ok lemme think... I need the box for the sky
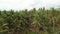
[0,0,60,10]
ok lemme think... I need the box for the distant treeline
[0,8,60,34]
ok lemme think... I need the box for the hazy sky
[0,0,60,10]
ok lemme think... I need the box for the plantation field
[0,8,60,34]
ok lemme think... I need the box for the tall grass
[0,8,60,34]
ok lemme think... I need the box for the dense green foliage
[0,8,60,34]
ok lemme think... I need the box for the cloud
[0,0,60,10]
[30,0,60,8]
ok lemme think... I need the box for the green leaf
[30,31,36,34]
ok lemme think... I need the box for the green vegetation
[0,8,60,34]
